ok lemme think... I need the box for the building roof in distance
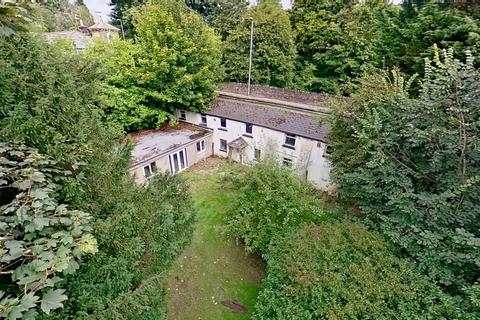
[43,31,93,50]
[205,99,329,142]
[221,83,334,108]
[130,123,212,167]
[88,20,120,31]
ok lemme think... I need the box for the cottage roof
[130,123,212,167]
[88,21,120,31]
[205,99,329,142]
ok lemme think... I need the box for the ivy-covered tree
[0,144,97,319]
[330,48,480,301]
[223,0,297,88]
[88,0,222,132]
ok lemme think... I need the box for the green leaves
[330,50,480,315]
[0,144,97,318]
[86,0,222,132]
[40,289,67,315]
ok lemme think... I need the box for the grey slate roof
[205,99,328,141]
[228,137,249,149]
[88,21,120,31]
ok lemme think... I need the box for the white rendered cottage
[175,90,333,189]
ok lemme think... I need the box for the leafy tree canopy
[223,0,297,88]
[87,0,222,132]
[330,48,480,303]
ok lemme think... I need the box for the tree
[87,0,222,132]
[0,0,34,34]
[330,48,480,299]
[223,0,297,88]
[291,0,396,94]
[110,0,143,38]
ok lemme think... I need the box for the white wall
[177,109,332,189]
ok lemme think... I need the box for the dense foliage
[254,222,459,320]
[223,0,297,88]
[330,49,480,311]
[0,144,97,319]
[44,173,196,319]
[0,33,196,319]
[225,162,461,319]
[224,160,330,254]
[88,0,222,132]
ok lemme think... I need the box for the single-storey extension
[130,123,213,184]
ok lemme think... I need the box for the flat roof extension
[130,123,212,167]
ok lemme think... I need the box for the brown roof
[221,83,333,107]
[205,99,328,142]
[88,21,120,31]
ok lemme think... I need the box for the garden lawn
[166,159,264,320]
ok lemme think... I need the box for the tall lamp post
[247,17,254,96]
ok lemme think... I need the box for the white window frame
[196,139,206,153]
[284,134,296,147]
[169,148,188,174]
[220,117,227,128]
[254,148,261,161]
[219,139,227,152]
[179,110,186,121]
[143,162,157,178]
[200,114,207,126]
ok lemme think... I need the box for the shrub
[224,160,331,255]
[253,222,460,320]
[43,173,196,319]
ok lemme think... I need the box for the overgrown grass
[166,159,264,320]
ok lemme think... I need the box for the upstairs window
[200,114,207,125]
[246,123,253,134]
[196,140,206,153]
[284,134,296,148]
[143,162,157,178]
[220,117,227,128]
[220,139,227,152]
[179,110,186,121]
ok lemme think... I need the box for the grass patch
[166,159,264,320]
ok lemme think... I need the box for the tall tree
[291,0,395,94]
[223,0,296,88]
[88,0,222,132]
[330,48,480,299]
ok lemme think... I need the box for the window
[324,145,333,157]
[283,157,293,167]
[196,140,206,153]
[179,110,186,121]
[200,114,207,126]
[254,148,261,161]
[284,134,296,147]
[245,123,253,134]
[169,149,188,174]
[220,117,227,128]
[220,139,227,152]
[143,162,157,178]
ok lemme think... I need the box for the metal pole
[247,17,254,96]
[120,19,126,40]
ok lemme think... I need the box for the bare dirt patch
[221,300,250,314]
